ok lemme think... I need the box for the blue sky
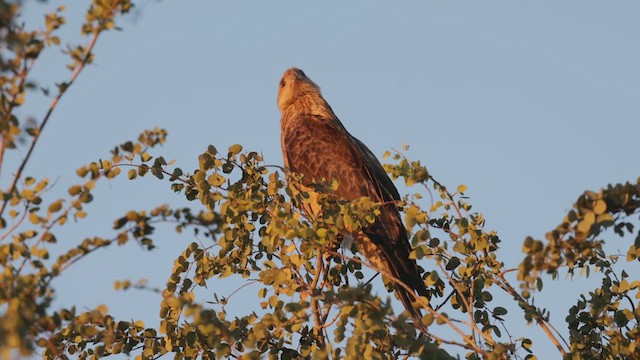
[16,1,640,358]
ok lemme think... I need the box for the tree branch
[0,28,102,220]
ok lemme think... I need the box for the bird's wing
[282,114,426,296]
[283,114,395,203]
[350,136,401,201]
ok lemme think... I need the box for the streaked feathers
[278,67,429,329]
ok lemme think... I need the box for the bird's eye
[280,80,286,88]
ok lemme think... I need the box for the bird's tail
[360,213,432,333]
[395,282,430,334]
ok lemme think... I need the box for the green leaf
[614,310,630,327]
[493,307,507,316]
[445,257,460,271]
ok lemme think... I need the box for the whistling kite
[278,67,429,326]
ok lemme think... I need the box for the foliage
[1,1,639,359]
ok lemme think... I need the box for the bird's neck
[282,93,336,121]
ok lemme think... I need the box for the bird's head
[277,67,321,113]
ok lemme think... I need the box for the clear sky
[16,1,640,358]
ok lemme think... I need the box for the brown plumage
[277,67,429,329]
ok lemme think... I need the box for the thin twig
[57,240,111,274]
[496,273,568,356]
[221,280,260,312]
[363,272,380,287]
[110,163,193,185]
[0,203,30,242]
[0,135,7,180]
[469,268,478,344]
[437,263,495,347]
[320,307,342,329]
[435,290,455,312]
[310,253,327,347]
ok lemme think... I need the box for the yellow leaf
[35,179,49,192]
[48,200,63,213]
[29,212,40,225]
[228,144,243,155]
[457,184,468,194]
[316,228,328,238]
[430,201,443,213]
[577,212,595,233]
[331,179,339,191]
[100,159,111,170]
[134,320,145,328]
[68,185,82,195]
[166,297,181,309]
[593,200,607,215]
[583,212,595,225]
[208,174,225,187]
[183,292,194,303]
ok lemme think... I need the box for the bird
[277,67,429,329]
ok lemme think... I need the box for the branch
[0,28,102,220]
[310,253,327,347]
[0,202,30,242]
